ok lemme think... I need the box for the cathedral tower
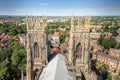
[26,16,48,80]
[68,16,91,80]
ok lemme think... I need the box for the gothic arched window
[33,42,39,58]
[76,43,82,59]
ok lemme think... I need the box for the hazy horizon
[0,0,120,16]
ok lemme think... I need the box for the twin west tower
[26,16,48,80]
[26,16,96,80]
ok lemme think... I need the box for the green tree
[0,60,12,80]
[98,37,116,49]
[102,26,119,37]
[0,24,26,36]
[10,40,26,78]
[59,31,69,43]
[0,39,26,79]
[115,43,120,49]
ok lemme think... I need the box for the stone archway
[33,68,39,80]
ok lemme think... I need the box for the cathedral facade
[26,16,48,80]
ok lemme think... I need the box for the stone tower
[26,16,48,80]
[68,16,91,79]
[68,16,91,65]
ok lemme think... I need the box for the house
[115,36,120,44]
[115,28,120,44]
[0,33,11,48]
[92,52,120,70]
[109,48,120,58]
[117,28,120,34]
[102,32,112,38]
[48,32,60,47]
[18,34,26,47]
[90,32,102,40]
[60,37,69,54]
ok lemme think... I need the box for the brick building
[92,52,120,70]
[109,48,120,58]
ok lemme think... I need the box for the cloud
[40,3,48,6]
[1,7,120,16]
[16,8,25,12]
[36,7,120,16]
[31,8,94,16]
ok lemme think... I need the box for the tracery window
[33,42,39,58]
[76,43,82,59]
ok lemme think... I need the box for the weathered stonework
[26,16,48,80]
[68,16,97,80]
[68,16,91,65]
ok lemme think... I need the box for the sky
[0,0,120,16]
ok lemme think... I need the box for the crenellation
[26,16,47,31]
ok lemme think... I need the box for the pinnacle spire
[71,16,74,31]
[78,17,82,30]
[42,16,47,28]
[85,16,91,29]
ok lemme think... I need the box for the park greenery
[97,18,120,50]
[0,39,26,80]
[95,62,120,80]
[102,26,119,37]
[98,37,116,50]
[0,24,26,80]
[95,62,112,80]
[47,21,70,43]
[0,23,26,36]
[59,31,69,43]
